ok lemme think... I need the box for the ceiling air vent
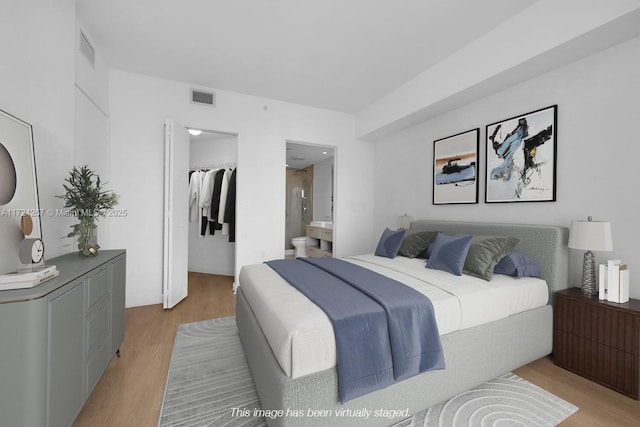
[190,89,216,107]
[79,31,95,67]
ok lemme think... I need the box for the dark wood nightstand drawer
[554,288,640,399]
[556,295,635,351]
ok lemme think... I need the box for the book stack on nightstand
[599,259,630,303]
[554,287,640,399]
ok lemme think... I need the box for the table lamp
[398,214,413,230]
[568,217,613,296]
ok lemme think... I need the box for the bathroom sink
[310,221,333,228]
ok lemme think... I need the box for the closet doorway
[162,120,237,309]
[188,130,237,276]
[285,141,335,256]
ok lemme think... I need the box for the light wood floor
[73,273,640,426]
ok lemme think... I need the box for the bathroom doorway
[285,166,313,251]
[285,141,335,256]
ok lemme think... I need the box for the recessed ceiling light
[322,151,328,155]
[188,129,202,136]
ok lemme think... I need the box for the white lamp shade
[397,215,412,230]
[569,220,613,251]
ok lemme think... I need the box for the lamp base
[581,250,597,296]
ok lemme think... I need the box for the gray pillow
[463,235,520,281]
[398,231,439,258]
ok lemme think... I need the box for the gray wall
[108,70,374,307]
[373,35,640,297]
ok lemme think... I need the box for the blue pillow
[375,228,406,258]
[426,233,473,276]
[494,251,541,278]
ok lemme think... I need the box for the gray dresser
[0,249,126,427]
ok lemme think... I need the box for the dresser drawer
[306,226,322,239]
[87,267,109,309]
[306,246,322,257]
[85,335,109,396]
[556,294,636,352]
[86,299,109,354]
[321,229,333,242]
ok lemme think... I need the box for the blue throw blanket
[266,257,445,402]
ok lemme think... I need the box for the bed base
[238,288,552,427]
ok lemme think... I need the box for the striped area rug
[158,317,577,426]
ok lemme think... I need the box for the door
[47,280,85,427]
[163,119,189,309]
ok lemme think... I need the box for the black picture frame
[433,128,479,205]
[485,105,557,203]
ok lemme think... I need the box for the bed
[236,220,569,426]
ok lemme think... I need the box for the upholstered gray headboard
[410,220,569,297]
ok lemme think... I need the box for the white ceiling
[77,0,536,114]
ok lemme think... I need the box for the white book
[607,259,622,303]
[0,265,57,284]
[599,264,608,300]
[618,265,629,303]
[0,269,59,291]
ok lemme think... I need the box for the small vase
[77,216,100,256]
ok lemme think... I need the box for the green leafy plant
[58,165,119,256]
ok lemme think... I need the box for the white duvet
[238,254,548,379]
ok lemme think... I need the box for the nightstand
[554,287,640,399]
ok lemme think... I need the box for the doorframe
[186,128,239,279]
[163,121,240,307]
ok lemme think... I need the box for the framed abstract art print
[433,128,479,205]
[485,105,557,203]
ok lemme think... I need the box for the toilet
[291,237,307,258]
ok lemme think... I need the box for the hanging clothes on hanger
[217,168,232,235]
[199,169,218,236]
[188,164,236,242]
[224,168,237,242]
[188,170,203,223]
[207,169,225,235]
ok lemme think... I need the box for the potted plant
[59,165,119,256]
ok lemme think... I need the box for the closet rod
[189,128,238,137]
[190,162,237,170]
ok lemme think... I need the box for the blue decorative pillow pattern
[494,251,541,278]
[426,233,473,276]
[375,228,406,258]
